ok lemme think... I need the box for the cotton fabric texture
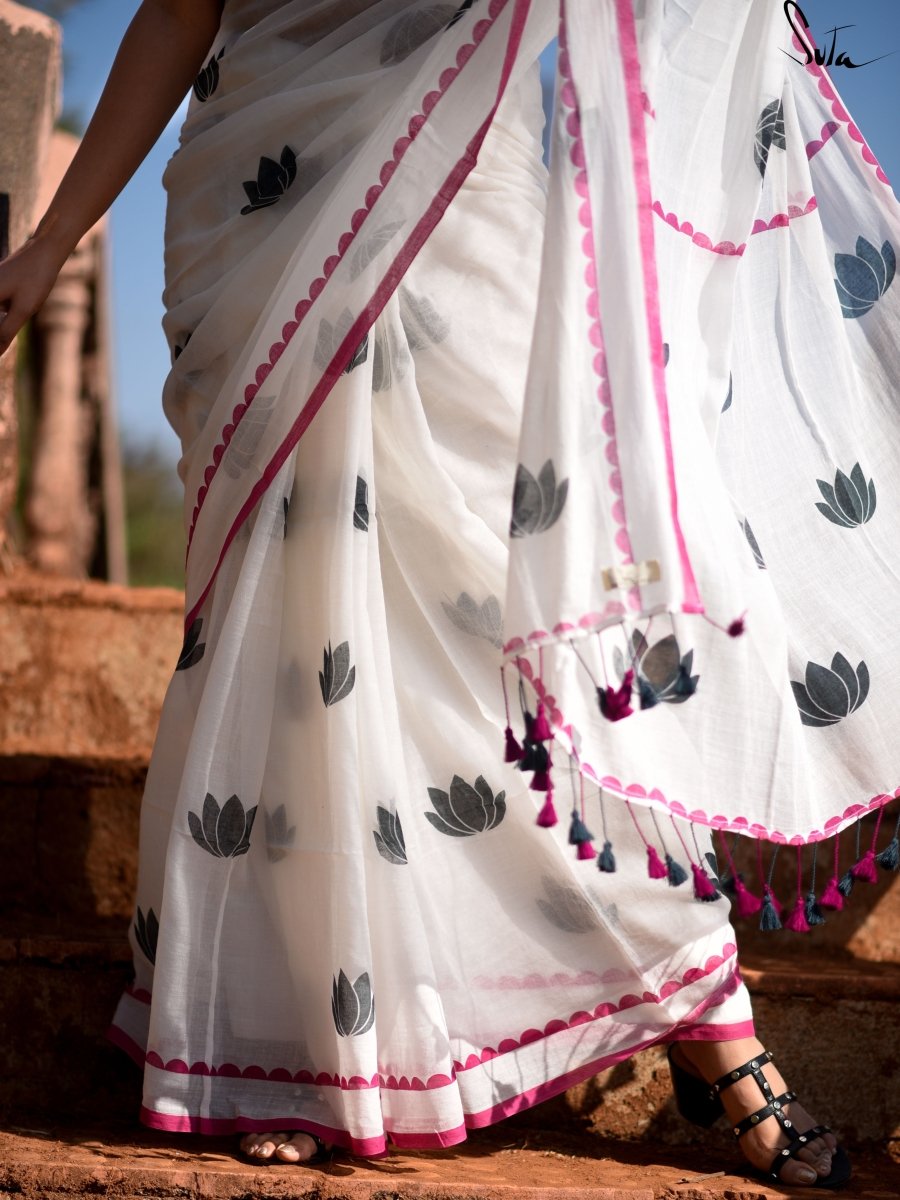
[110,0,898,1153]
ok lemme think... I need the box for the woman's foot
[672,1037,839,1187]
[239,1131,330,1164]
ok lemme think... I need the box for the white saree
[109,0,899,1153]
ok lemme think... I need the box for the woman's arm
[0,0,224,355]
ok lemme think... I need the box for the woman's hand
[0,234,71,356]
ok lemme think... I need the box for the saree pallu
[110,0,899,1151]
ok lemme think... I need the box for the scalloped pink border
[183,0,524,631]
[650,195,818,257]
[117,944,737,1094]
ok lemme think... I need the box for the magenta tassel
[819,876,844,910]
[784,897,811,933]
[504,726,523,763]
[727,617,746,638]
[597,669,634,722]
[536,793,559,827]
[531,702,552,742]
[850,849,878,883]
[734,878,762,917]
[530,769,551,792]
[691,862,718,901]
[646,845,668,879]
[577,839,596,861]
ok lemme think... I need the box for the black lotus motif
[354,476,369,531]
[662,341,669,366]
[722,372,733,413]
[741,518,766,569]
[380,6,456,64]
[134,906,159,964]
[754,99,785,177]
[441,592,502,649]
[614,631,699,705]
[265,803,296,863]
[447,0,478,28]
[536,875,600,933]
[425,774,506,837]
[815,463,876,527]
[791,653,870,728]
[319,641,356,706]
[193,47,224,102]
[176,617,206,671]
[188,793,257,858]
[399,286,450,350]
[373,805,407,864]
[510,460,568,538]
[331,969,375,1036]
[241,145,297,215]
[834,237,895,318]
[283,494,290,539]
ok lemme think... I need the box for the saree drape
[110,0,898,1152]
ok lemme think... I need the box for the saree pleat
[111,0,898,1151]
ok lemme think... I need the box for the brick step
[1,925,897,1147]
[1,1120,897,1200]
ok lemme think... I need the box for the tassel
[691,862,719,902]
[638,677,659,710]
[577,839,597,861]
[597,840,616,873]
[646,844,668,879]
[727,617,746,638]
[804,889,826,926]
[535,792,559,828]
[734,878,763,918]
[876,836,900,871]
[568,811,594,847]
[531,702,552,742]
[784,896,810,933]
[530,768,551,792]
[837,869,855,898]
[665,854,688,887]
[850,848,878,883]
[597,669,634,722]
[518,740,549,773]
[820,876,844,910]
[504,726,523,763]
[759,887,782,931]
[719,870,738,896]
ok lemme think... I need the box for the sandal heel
[666,1045,724,1128]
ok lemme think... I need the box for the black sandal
[669,1047,852,1190]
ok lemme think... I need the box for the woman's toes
[274,1133,319,1163]
[785,1160,821,1186]
[241,1132,283,1158]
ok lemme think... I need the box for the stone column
[0,0,60,562]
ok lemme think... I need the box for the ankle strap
[710,1050,774,1096]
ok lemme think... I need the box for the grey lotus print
[754,99,785,177]
[510,460,568,537]
[441,592,502,649]
[614,631,699,705]
[741,518,766,569]
[536,875,600,934]
[834,237,895,318]
[176,618,206,670]
[791,653,870,727]
[399,286,450,350]
[372,325,411,393]
[319,641,356,706]
[815,463,876,527]
[349,221,405,281]
[722,372,733,413]
[222,394,274,478]
[313,309,369,375]
[425,774,506,836]
[265,803,296,863]
[380,6,457,65]
[134,906,159,964]
[354,476,369,531]
[373,805,407,865]
[241,145,297,214]
[331,969,375,1036]
[188,793,257,858]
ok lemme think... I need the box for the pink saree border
[108,944,738,1094]
[184,0,530,632]
[651,195,818,256]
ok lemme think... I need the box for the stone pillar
[0,0,60,561]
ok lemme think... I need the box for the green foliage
[122,440,185,589]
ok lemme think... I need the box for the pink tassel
[727,617,746,638]
[784,896,811,933]
[646,845,668,879]
[530,769,551,792]
[504,726,523,763]
[734,878,762,917]
[819,876,844,910]
[850,849,878,883]
[531,702,552,742]
[691,862,718,901]
[536,793,559,827]
[577,839,596,861]
[597,669,634,722]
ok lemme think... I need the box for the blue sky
[50,0,900,463]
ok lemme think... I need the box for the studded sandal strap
[731,1089,798,1140]
[709,1050,774,1098]
[768,1126,832,1183]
